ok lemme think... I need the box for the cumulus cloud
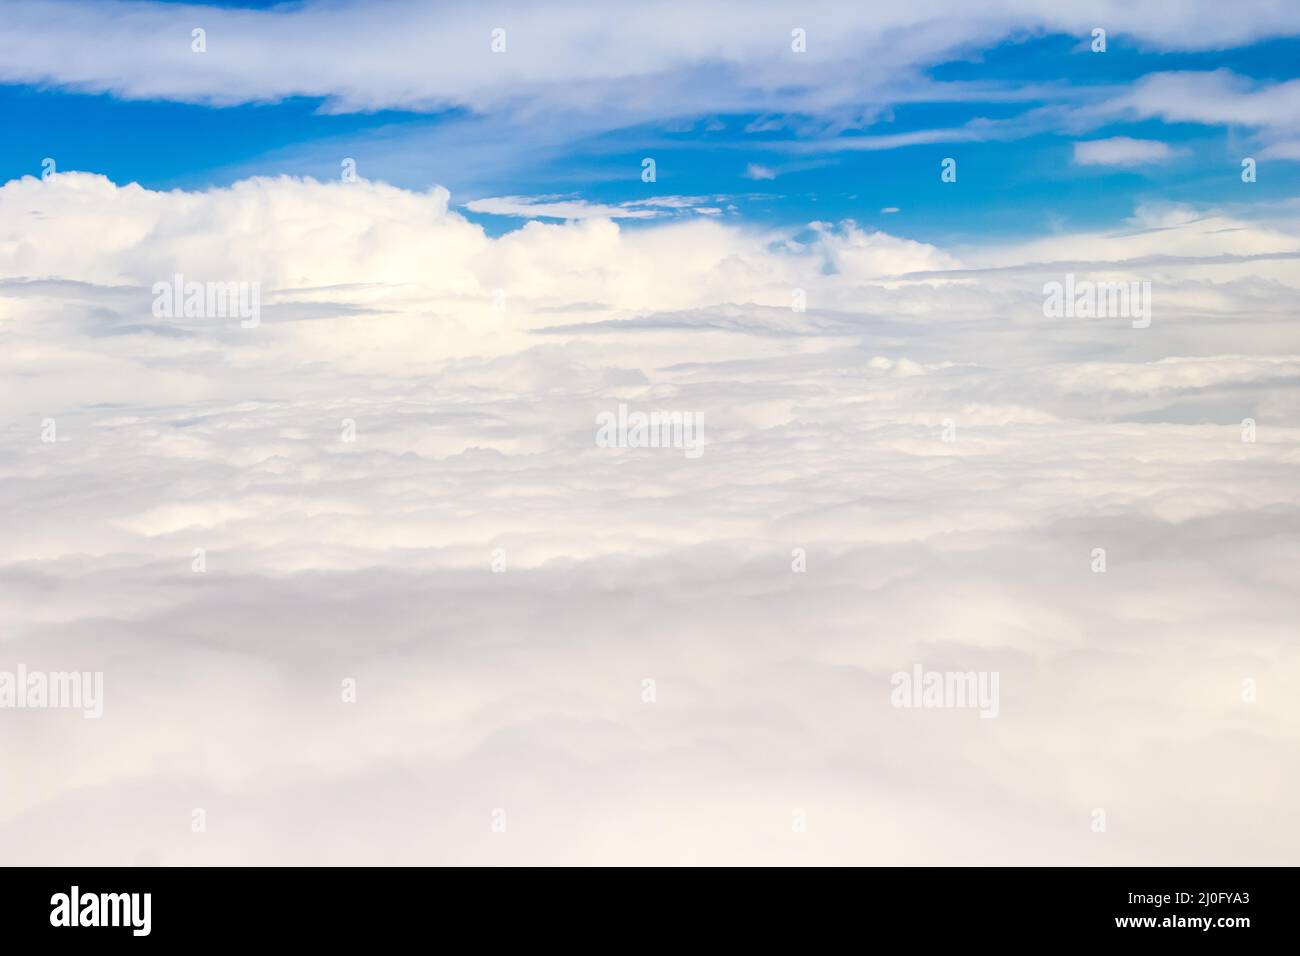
[1,172,1298,864]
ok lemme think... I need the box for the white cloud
[1073,137,1178,166]
[1,1,1297,125]
[1258,140,1300,160]
[1091,70,1300,158]
[465,194,730,220]
[744,163,777,180]
[2,172,1298,864]
[465,195,661,220]
[1117,70,1300,132]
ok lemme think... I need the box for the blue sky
[2,3,1298,241]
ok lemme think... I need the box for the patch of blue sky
[2,30,1295,241]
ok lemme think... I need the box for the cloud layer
[1,172,1298,864]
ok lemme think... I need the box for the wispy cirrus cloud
[1087,70,1300,160]
[1115,70,1300,131]
[465,195,662,220]
[464,194,729,220]
[2,1,1299,125]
